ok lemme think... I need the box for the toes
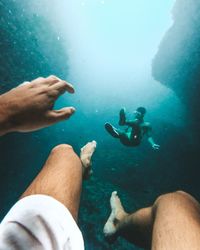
[110,191,118,202]
[112,191,117,196]
[81,141,96,154]
[91,140,97,147]
[85,159,90,167]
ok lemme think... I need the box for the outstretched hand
[0,76,75,135]
[152,143,160,150]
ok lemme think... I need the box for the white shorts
[0,195,84,250]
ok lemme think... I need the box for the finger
[31,76,59,86]
[45,75,61,85]
[18,81,31,87]
[50,80,75,96]
[46,107,76,124]
[47,75,61,80]
[31,77,46,85]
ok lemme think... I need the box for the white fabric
[0,195,84,250]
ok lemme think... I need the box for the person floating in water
[105,107,160,150]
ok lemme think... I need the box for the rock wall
[152,0,200,122]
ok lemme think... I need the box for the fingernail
[69,83,74,88]
[69,84,75,92]
[70,107,76,113]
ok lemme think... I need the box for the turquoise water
[0,1,199,249]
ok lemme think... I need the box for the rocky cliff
[152,0,200,123]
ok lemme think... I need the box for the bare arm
[145,124,160,150]
[0,75,75,136]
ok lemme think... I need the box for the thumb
[46,107,76,124]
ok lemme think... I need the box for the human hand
[0,76,75,135]
[152,143,160,150]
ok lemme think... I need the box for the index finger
[50,80,75,96]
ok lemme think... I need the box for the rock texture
[152,0,200,123]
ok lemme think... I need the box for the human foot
[103,191,127,238]
[80,140,97,179]
[105,123,119,138]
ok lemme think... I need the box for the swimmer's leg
[105,123,120,138]
[105,123,132,146]
[119,107,126,125]
[104,191,200,249]
[21,141,97,222]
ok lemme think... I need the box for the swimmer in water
[105,107,160,150]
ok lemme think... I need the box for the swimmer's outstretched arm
[148,137,160,150]
[146,126,160,150]
[0,76,75,136]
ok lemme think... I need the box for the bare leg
[104,191,152,248]
[104,191,200,249]
[152,191,200,250]
[21,141,96,222]
[119,108,126,125]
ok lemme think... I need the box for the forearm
[148,136,155,146]
[0,99,13,136]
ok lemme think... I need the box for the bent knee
[154,190,198,210]
[51,144,74,154]
[175,190,190,196]
[155,190,190,202]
